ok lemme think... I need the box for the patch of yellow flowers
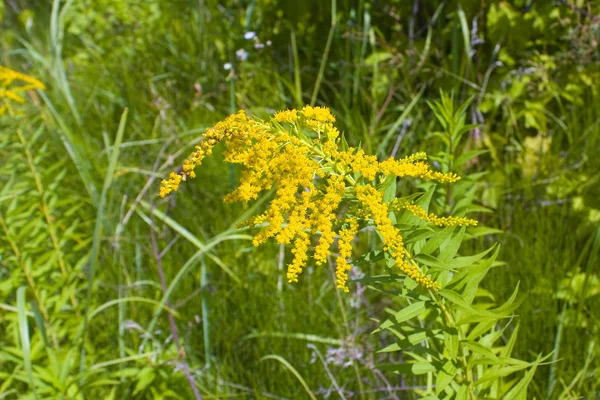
[0,66,45,115]
[160,106,477,292]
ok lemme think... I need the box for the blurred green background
[0,0,598,398]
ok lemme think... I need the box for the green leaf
[444,329,459,361]
[403,276,418,291]
[381,175,397,203]
[457,7,471,59]
[447,245,495,269]
[365,51,393,65]
[462,245,500,303]
[439,290,500,323]
[501,323,520,358]
[414,254,457,272]
[462,340,499,362]
[439,226,465,262]
[340,133,349,152]
[352,274,403,284]
[454,150,489,168]
[455,384,469,400]
[17,287,37,399]
[436,360,457,395]
[133,367,156,396]
[475,363,535,386]
[377,301,428,330]
[378,329,443,352]
[503,357,539,400]
[378,361,437,375]
[403,227,437,245]
[467,320,497,341]
[419,227,455,256]
[415,186,436,212]
[493,283,522,315]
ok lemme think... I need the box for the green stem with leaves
[433,291,477,400]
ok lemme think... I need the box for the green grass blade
[310,0,337,106]
[260,355,317,400]
[377,87,424,156]
[88,297,180,321]
[291,29,303,108]
[201,257,211,368]
[140,200,251,283]
[242,332,343,346]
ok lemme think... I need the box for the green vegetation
[1,0,598,398]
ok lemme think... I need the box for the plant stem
[17,128,80,315]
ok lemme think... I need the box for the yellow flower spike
[379,158,460,184]
[395,201,478,227]
[287,231,311,283]
[313,175,346,264]
[335,219,359,292]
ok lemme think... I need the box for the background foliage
[0,0,599,398]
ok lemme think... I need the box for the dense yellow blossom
[0,66,45,115]
[301,105,335,123]
[159,106,473,292]
[273,109,298,123]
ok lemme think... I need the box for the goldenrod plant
[161,106,469,292]
[0,67,93,397]
[161,99,547,399]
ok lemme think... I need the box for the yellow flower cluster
[395,201,478,227]
[312,176,346,264]
[160,106,470,292]
[0,66,45,115]
[275,106,340,139]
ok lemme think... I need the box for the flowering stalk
[160,106,476,292]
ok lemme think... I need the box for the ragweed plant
[160,106,475,292]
